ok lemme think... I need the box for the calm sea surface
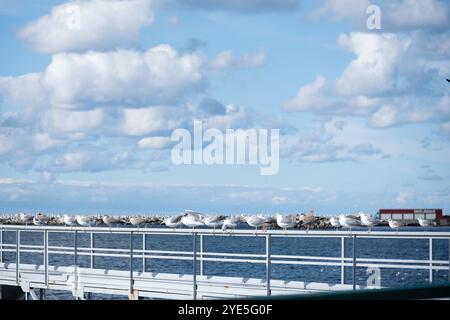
[1,226,449,299]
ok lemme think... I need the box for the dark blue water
[1,226,449,300]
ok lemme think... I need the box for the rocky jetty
[0,212,338,229]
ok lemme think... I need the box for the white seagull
[418,218,436,230]
[244,215,266,233]
[33,213,49,226]
[338,215,360,231]
[388,219,403,232]
[275,214,297,230]
[102,216,121,227]
[203,216,224,230]
[129,217,146,226]
[359,212,380,232]
[221,216,242,232]
[164,214,184,229]
[63,215,78,227]
[329,217,341,230]
[19,212,33,225]
[181,211,204,229]
[76,215,96,227]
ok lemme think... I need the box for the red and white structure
[376,209,443,221]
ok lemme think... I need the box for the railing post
[266,234,271,296]
[352,235,356,290]
[341,236,345,285]
[130,231,134,296]
[142,233,146,273]
[429,238,433,284]
[448,237,450,283]
[74,230,78,299]
[16,230,20,285]
[90,232,95,269]
[44,230,48,287]
[0,226,3,263]
[200,234,204,276]
[193,232,197,300]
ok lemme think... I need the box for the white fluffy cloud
[18,0,155,53]
[210,50,266,71]
[42,45,205,108]
[138,136,173,149]
[284,30,449,131]
[1,45,267,112]
[370,105,397,128]
[335,33,408,95]
[385,0,449,31]
[121,106,186,136]
[313,0,450,32]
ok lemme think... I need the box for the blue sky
[0,0,449,215]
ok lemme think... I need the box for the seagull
[418,217,436,230]
[129,216,146,227]
[329,217,341,230]
[203,216,224,231]
[102,216,121,227]
[339,215,360,231]
[221,216,242,233]
[359,212,380,232]
[63,215,78,227]
[33,213,49,226]
[76,215,96,227]
[388,219,403,232]
[19,212,33,225]
[163,214,184,229]
[56,215,65,225]
[303,212,315,231]
[181,211,204,230]
[275,214,297,231]
[243,215,266,233]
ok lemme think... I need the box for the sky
[0,0,449,215]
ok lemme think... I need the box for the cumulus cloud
[42,45,205,108]
[121,106,187,137]
[18,0,155,53]
[335,32,409,95]
[1,45,266,112]
[177,0,299,13]
[284,30,450,131]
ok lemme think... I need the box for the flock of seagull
[11,210,437,233]
[331,213,436,232]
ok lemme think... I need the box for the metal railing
[0,225,449,299]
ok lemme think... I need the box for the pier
[0,225,449,300]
